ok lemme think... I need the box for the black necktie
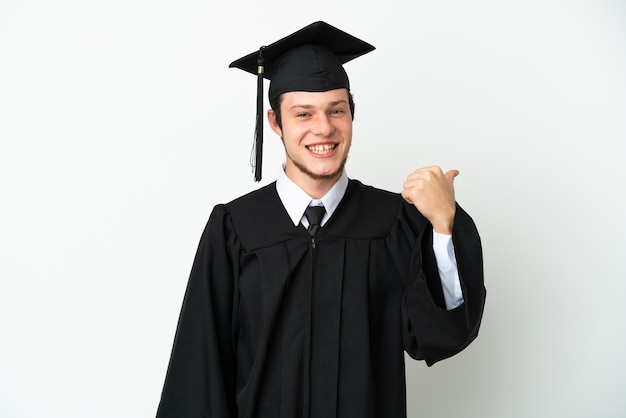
[305,205,325,237]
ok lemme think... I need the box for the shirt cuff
[432,231,464,309]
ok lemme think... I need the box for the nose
[312,113,335,137]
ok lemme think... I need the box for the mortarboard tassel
[253,47,265,182]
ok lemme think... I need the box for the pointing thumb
[445,169,460,182]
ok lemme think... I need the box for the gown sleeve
[156,205,238,417]
[398,202,486,366]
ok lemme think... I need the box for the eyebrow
[288,100,348,111]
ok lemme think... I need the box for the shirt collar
[276,166,349,227]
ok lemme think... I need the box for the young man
[157,21,485,418]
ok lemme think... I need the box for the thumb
[445,169,460,182]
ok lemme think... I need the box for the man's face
[269,88,353,186]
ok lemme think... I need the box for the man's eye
[297,113,309,118]
[330,109,345,115]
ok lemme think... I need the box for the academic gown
[156,179,486,418]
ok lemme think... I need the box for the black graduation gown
[156,179,485,418]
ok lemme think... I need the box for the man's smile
[306,143,338,155]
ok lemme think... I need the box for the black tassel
[253,46,265,182]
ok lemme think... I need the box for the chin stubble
[289,154,348,182]
[281,137,349,181]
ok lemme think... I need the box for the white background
[1,1,625,417]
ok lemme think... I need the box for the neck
[285,167,341,199]
[284,155,347,199]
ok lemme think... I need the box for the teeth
[307,144,336,154]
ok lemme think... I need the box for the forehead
[280,89,350,108]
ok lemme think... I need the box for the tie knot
[305,205,325,236]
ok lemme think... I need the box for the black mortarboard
[229,21,375,181]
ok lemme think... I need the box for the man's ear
[267,109,283,137]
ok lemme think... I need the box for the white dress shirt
[275,168,464,309]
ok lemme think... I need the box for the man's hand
[401,166,458,235]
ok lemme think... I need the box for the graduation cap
[229,21,375,181]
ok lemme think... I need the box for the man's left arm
[402,166,463,310]
[401,166,486,365]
